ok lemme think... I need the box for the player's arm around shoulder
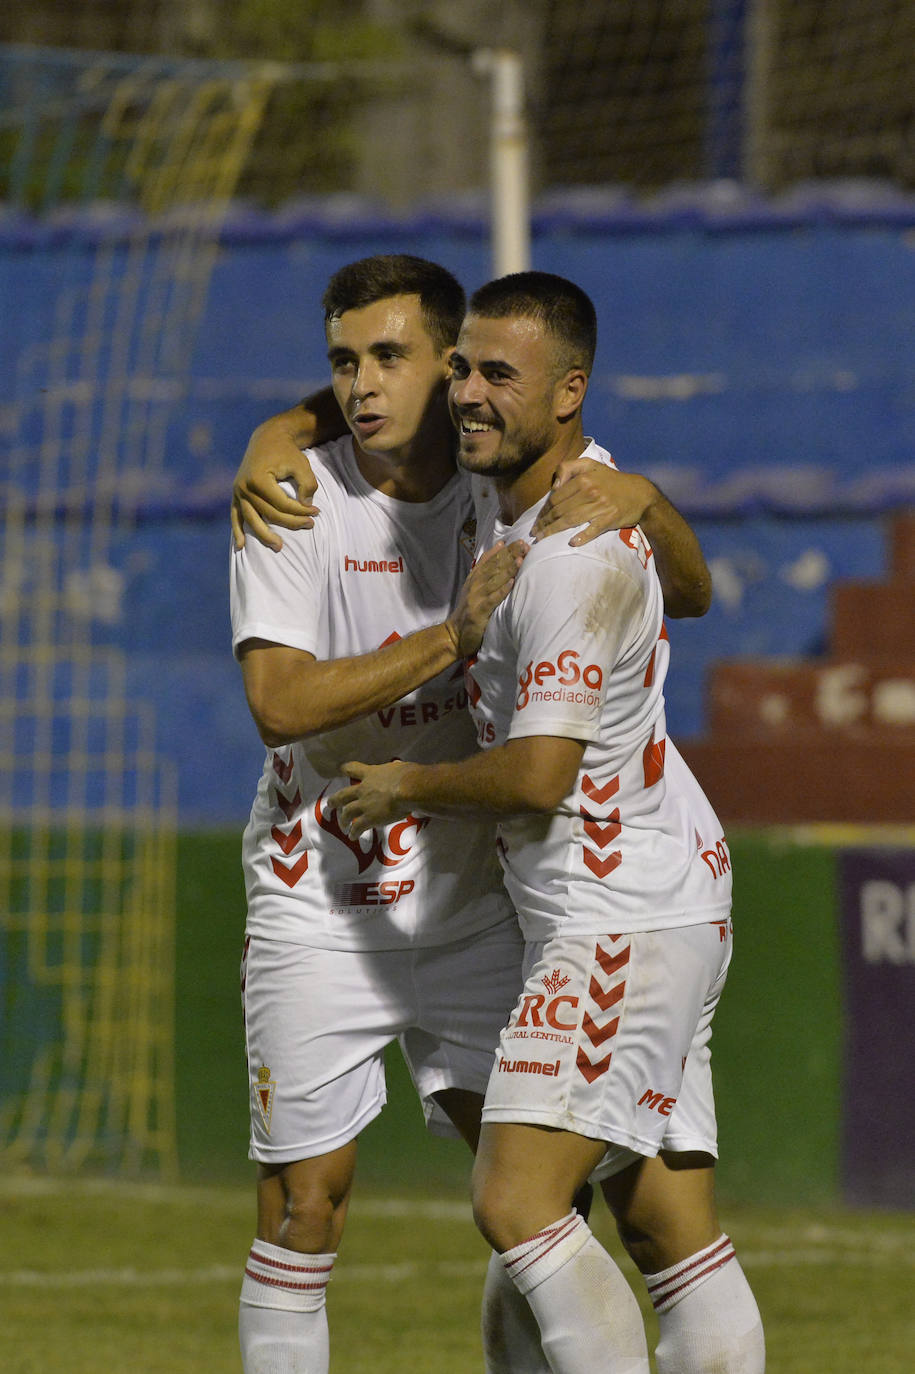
[231,388,347,550]
[532,459,711,618]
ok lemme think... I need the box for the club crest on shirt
[459,517,477,558]
[316,784,429,873]
[254,1066,275,1133]
[542,968,570,994]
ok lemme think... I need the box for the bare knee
[472,1171,525,1253]
[615,1216,669,1274]
[472,1125,602,1254]
[257,1143,356,1254]
[602,1150,721,1274]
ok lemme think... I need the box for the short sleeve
[506,548,643,742]
[229,523,328,659]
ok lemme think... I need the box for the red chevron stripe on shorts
[576,938,629,1082]
[594,941,630,979]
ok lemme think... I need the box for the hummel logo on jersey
[344,555,404,573]
[542,968,570,994]
[497,1057,560,1077]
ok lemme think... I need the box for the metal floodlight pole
[473,48,531,277]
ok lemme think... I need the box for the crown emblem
[542,969,570,994]
[254,1068,275,1133]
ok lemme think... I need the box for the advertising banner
[839,848,915,1207]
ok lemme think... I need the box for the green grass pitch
[1,1175,911,1372]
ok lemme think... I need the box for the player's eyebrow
[327,339,412,362]
[450,349,520,378]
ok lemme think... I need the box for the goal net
[535,0,915,191]
[0,47,288,1176]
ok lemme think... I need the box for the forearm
[253,390,344,450]
[232,395,339,549]
[640,486,712,618]
[252,403,317,450]
[244,539,525,746]
[300,386,347,444]
[246,621,460,746]
[391,738,578,818]
[395,756,525,818]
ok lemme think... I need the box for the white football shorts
[241,917,524,1164]
[480,920,733,1179]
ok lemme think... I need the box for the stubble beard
[458,425,552,480]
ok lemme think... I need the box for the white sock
[502,1211,650,1374]
[646,1234,765,1374]
[482,1248,551,1373]
[239,1239,336,1374]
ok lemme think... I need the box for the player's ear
[556,368,588,419]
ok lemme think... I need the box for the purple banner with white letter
[839,849,915,1207]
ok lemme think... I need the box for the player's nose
[452,369,486,406]
[352,360,380,399]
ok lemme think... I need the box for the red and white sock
[501,1211,650,1374]
[239,1239,336,1374]
[645,1234,765,1373]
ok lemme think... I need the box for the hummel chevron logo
[643,625,669,687]
[582,811,621,847]
[581,774,620,806]
[576,939,629,1082]
[583,848,622,878]
[643,733,666,788]
[581,1010,620,1048]
[272,752,293,785]
[594,942,631,982]
[588,976,626,1014]
[581,776,622,876]
[464,653,481,707]
[576,1047,613,1083]
[275,787,301,822]
[271,852,309,888]
[643,646,657,689]
[271,820,302,855]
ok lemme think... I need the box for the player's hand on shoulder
[532,459,657,548]
[446,539,528,658]
[231,409,321,552]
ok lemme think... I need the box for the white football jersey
[466,440,732,940]
[230,435,511,950]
